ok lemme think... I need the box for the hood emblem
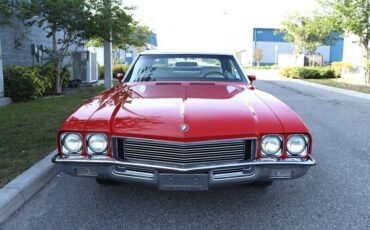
[179,124,189,132]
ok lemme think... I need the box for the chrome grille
[114,138,255,164]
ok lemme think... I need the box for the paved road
[2,79,370,230]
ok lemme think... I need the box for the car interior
[125,55,246,82]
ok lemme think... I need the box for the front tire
[251,180,273,187]
[95,178,119,185]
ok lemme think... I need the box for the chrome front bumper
[52,155,316,190]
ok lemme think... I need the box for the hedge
[113,64,129,74]
[331,62,353,78]
[244,65,279,70]
[98,64,104,79]
[280,67,335,79]
[99,64,129,79]
[33,65,71,94]
[4,65,71,101]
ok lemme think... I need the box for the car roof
[140,50,235,56]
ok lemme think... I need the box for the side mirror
[247,75,256,89]
[114,72,125,82]
[248,75,256,83]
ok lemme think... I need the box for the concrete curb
[0,150,59,224]
[0,97,12,107]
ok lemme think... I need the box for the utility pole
[274,44,279,65]
[0,40,4,97]
[103,0,113,89]
[104,34,113,88]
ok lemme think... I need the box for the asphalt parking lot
[2,78,370,230]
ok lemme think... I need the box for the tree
[83,1,151,49]
[83,0,151,88]
[280,12,335,66]
[319,0,370,84]
[0,0,14,25]
[86,24,151,66]
[254,48,263,66]
[11,0,88,94]
[3,0,151,93]
[86,25,151,49]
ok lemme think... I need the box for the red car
[53,51,316,190]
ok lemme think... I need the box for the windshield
[124,54,246,83]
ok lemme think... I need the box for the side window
[227,60,242,80]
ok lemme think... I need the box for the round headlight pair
[261,135,282,157]
[61,133,108,155]
[287,135,308,157]
[87,133,108,154]
[62,133,83,154]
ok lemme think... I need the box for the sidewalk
[246,69,370,101]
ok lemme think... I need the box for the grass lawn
[304,79,370,94]
[0,85,105,188]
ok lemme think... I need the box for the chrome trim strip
[113,169,156,179]
[112,136,256,145]
[124,143,245,151]
[114,137,257,164]
[124,154,246,162]
[124,148,245,156]
[53,155,316,172]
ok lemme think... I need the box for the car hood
[61,82,304,141]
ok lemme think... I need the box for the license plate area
[159,174,209,191]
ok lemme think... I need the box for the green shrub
[34,65,71,94]
[32,65,54,93]
[331,62,353,78]
[298,67,335,79]
[3,65,71,101]
[113,64,129,74]
[98,64,104,79]
[4,66,46,101]
[244,65,278,70]
[99,64,128,79]
[61,68,71,87]
[280,67,299,78]
[280,67,335,79]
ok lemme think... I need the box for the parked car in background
[53,51,316,190]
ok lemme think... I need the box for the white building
[88,32,158,65]
[251,28,344,66]
[341,34,366,82]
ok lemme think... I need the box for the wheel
[251,180,273,187]
[95,178,119,185]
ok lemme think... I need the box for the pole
[104,34,113,89]
[0,40,4,97]
[103,0,113,89]
[274,44,279,65]
[252,29,257,66]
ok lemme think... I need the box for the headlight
[287,135,308,157]
[261,135,282,157]
[61,133,83,154]
[87,133,108,154]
